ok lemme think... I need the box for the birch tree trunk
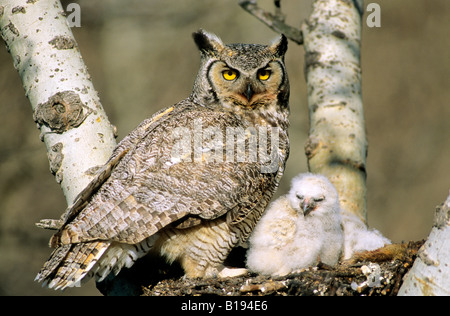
[302,0,367,222]
[0,0,116,206]
[398,192,450,296]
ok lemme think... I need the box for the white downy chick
[341,212,391,260]
[247,173,343,276]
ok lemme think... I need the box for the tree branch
[398,192,450,296]
[302,0,367,222]
[0,0,117,208]
[238,0,303,44]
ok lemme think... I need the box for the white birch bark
[398,192,450,296]
[0,0,116,205]
[302,0,367,222]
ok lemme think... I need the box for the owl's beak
[301,198,316,216]
[244,83,254,102]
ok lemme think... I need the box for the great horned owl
[35,30,290,289]
[246,173,343,276]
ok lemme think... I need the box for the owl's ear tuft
[193,29,225,55]
[269,34,288,58]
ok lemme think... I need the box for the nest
[97,240,424,296]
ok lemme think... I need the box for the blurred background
[0,0,448,295]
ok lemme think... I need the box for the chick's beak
[301,198,316,216]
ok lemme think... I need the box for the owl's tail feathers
[35,241,111,290]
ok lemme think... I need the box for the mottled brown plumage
[36,30,290,289]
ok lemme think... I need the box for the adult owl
[247,173,343,276]
[35,30,290,289]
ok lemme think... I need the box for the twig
[238,0,303,45]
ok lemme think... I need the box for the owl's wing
[60,106,179,226]
[36,106,179,233]
[50,101,279,247]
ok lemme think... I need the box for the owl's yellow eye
[222,70,238,81]
[258,69,271,81]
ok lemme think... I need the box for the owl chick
[341,212,391,260]
[246,173,343,276]
[35,29,290,290]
